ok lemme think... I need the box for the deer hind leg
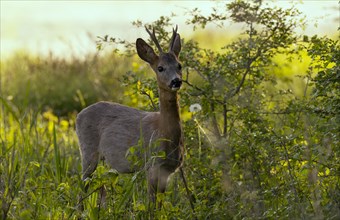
[81,151,99,181]
[79,140,100,181]
[77,146,99,211]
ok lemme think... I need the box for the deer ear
[136,38,158,64]
[172,34,181,57]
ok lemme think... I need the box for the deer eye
[158,66,164,72]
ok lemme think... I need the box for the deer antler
[169,25,178,52]
[145,25,163,53]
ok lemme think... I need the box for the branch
[192,65,209,81]
[227,24,277,99]
[183,69,205,96]
[210,101,221,138]
[179,167,197,219]
[230,68,250,97]
[222,101,227,137]
[140,90,157,111]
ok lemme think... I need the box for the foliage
[1,0,339,219]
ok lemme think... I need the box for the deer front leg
[148,165,171,206]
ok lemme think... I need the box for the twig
[183,69,205,95]
[210,102,221,138]
[179,167,197,220]
[222,101,227,137]
[140,90,157,111]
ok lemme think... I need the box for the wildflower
[43,110,58,123]
[189,103,202,113]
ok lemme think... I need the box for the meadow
[1,1,339,219]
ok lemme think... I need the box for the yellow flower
[43,110,58,123]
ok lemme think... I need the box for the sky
[1,0,338,59]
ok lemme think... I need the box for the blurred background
[1,0,338,59]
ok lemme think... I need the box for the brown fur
[76,27,183,202]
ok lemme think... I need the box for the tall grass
[0,51,195,219]
[0,95,201,219]
[0,97,80,218]
[1,47,338,219]
[1,51,132,116]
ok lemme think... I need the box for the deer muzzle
[169,78,182,91]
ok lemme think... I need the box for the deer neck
[157,88,183,170]
[158,88,181,138]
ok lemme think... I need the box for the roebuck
[76,26,183,202]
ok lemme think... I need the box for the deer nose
[170,78,182,91]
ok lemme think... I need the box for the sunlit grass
[0,51,133,116]
[0,25,338,218]
[0,98,81,218]
[0,98,195,219]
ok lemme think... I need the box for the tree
[97,0,339,218]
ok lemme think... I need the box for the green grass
[1,49,339,219]
[2,97,337,219]
[0,52,196,219]
[1,51,133,116]
[1,99,81,219]
[0,98,196,219]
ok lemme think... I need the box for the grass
[1,99,81,219]
[0,51,196,219]
[0,98,196,219]
[1,51,133,116]
[1,49,339,219]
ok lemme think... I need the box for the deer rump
[76,101,183,179]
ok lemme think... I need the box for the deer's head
[136,26,182,92]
